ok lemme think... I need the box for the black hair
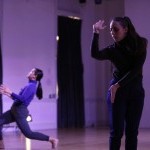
[34,68,43,100]
[112,16,148,55]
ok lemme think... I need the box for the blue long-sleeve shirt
[11,80,37,107]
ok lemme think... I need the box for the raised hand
[93,20,107,33]
[0,84,12,97]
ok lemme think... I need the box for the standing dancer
[91,17,147,150]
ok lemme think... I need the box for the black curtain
[57,16,85,128]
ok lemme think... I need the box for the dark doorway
[57,16,85,128]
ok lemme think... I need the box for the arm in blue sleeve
[11,85,35,102]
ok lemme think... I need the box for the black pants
[0,104,49,141]
[107,79,144,150]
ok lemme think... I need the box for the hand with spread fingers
[0,84,12,97]
[93,20,107,33]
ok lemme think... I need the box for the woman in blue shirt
[0,68,58,149]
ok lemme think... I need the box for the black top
[91,33,146,87]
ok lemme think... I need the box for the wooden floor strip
[2,127,150,150]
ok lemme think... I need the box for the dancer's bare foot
[49,137,59,149]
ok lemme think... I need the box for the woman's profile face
[27,68,36,80]
[110,20,128,42]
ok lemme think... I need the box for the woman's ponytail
[36,81,43,100]
[34,68,43,100]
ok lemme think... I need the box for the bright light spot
[68,16,81,20]
[56,36,59,41]
[26,115,32,122]
[26,138,31,150]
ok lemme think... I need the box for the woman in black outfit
[91,17,147,150]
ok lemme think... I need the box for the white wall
[0,0,2,33]
[125,0,150,128]
[81,0,124,127]
[2,0,149,130]
[1,0,125,130]
[2,0,58,130]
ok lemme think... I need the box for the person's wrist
[6,90,12,95]
[93,29,99,34]
[93,26,100,34]
[115,83,120,88]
